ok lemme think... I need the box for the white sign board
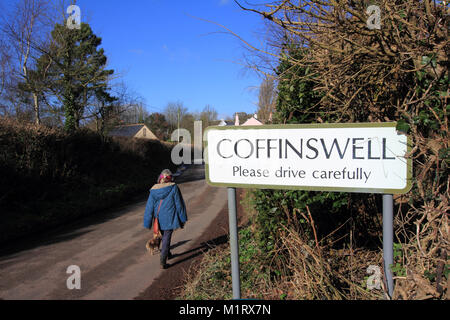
[205,123,412,194]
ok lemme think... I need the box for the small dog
[146,232,162,255]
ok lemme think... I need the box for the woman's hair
[158,169,173,184]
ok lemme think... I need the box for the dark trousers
[160,229,173,263]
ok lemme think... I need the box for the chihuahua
[146,233,162,255]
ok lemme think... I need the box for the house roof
[242,117,263,126]
[108,124,146,137]
[218,119,234,126]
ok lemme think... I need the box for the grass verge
[180,189,386,300]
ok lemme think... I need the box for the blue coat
[143,182,187,231]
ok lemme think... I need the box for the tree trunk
[33,92,41,125]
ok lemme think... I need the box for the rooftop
[108,124,145,137]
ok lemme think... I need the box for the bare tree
[0,38,10,97]
[97,81,146,127]
[164,101,188,132]
[199,104,218,128]
[0,0,55,125]
[257,76,277,122]
[235,0,448,121]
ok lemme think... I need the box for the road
[0,164,227,300]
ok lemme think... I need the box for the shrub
[0,117,175,244]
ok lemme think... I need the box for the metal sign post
[227,187,241,299]
[383,194,394,298]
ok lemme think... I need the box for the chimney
[235,113,240,126]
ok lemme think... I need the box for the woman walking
[143,169,187,269]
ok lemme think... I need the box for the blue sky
[75,0,268,120]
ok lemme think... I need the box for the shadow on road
[169,239,191,251]
[0,210,128,258]
[0,230,97,270]
[167,233,228,269]
[0,164,205,258]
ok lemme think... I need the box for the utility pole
[177,108,180,142]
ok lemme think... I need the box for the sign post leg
[227,187,241,300]
[383,194,394,298]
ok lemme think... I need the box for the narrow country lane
[0,164,227,300]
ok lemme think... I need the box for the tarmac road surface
[0,164,227,300]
